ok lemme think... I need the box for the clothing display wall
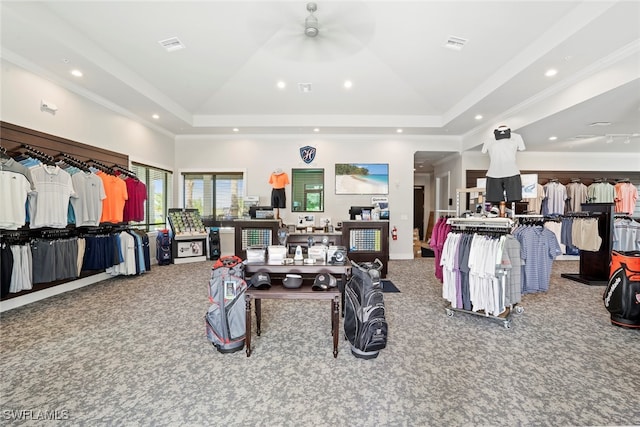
[0,123,151,305]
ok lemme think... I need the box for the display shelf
[285,231,343,255]
[341,220,389,278]
[167,208,207,238]
[232,220,281,259]
[167,208,208,263]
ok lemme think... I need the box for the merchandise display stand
[561,203,615,286]
[167,208,208,264]
[455,187,516,218]
[232,220,281,259]
[341,220,389,278]
[443,217,523,329]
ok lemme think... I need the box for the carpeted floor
[1,258,639,426]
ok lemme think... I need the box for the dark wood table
[244,261,351,358]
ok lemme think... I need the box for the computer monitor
[249,206,274,219]
[349,206,374,220]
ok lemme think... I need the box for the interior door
[413,186,425,240]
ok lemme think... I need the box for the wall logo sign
[300,146,316,164]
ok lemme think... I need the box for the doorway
[413,186,425,240]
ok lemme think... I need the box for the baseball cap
[312,273,337,291]
[250,272,271,290]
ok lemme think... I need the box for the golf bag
[344,259,388,359]
[604,251,640,329]
[205,255,248,353]
[156,229,172,265]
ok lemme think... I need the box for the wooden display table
[244,261,351,358]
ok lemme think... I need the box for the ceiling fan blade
[249,1,377,62]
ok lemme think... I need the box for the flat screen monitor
[349,206,374,220]
[249,206,274,219]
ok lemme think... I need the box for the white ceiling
[1,1,639,170]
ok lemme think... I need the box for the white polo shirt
[482,132,526,178]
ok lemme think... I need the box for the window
[130,163,173,231]
[183,172,245,221]
[291,168,324,212]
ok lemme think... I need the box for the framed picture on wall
[335,163,389,195]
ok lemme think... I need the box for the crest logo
[300,146,316,164]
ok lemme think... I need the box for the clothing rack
[22,144,56,165]
[56,152,90,171]
[561,203,614,286]
[446,217,513,230]
[112,164,137,178]
[443,216,522,328]
[88,158,115,174]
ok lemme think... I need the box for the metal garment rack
[455,187,516,218]
[443,217,523,328]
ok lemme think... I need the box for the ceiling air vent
[298,83,312,93]
[444,35,468,51]
[158,37,185,52]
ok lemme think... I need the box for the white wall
[433,153,463,217]
[0,60,175,171]
[175,134,460,259]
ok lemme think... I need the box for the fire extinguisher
[392,226,398,241]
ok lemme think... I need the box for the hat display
[250,272,271,290]
[312,273,337,291]
[283,274,303,289]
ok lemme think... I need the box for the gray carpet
[1,258,639,426]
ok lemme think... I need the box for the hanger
[56,153,90,172]
[22,144,56,166]
[0,146,9,160]
[112,164,137,179]
[88,159,115,174]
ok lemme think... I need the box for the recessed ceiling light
[277,81,286,89]
[545,69,558,77]
[474,114,483,120]
[71,69,83,77]
[589,121,612,127]
[152,114,159,120]
[344,80,353,89]
[233,128,239,132]
[549,136,557,141]
[396,129,403,133]
[313,128,320,132]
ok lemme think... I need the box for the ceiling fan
[304,2,320,37]
[249,2,376,63]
